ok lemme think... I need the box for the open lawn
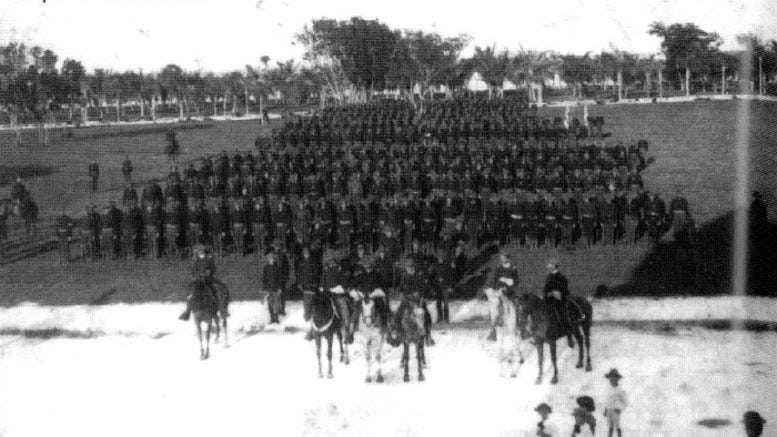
[1,299,774,437]
[1,100,776,305]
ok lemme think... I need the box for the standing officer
[106,200,124,259]
[128,199,145,258]
[88,159,100,193]
[262,252,286,324]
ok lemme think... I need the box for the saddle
[543,297,584,326]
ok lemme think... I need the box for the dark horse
[515,293,592,384]
[390,297,428,382]
[303,290,344,378]
[190,280,220,360]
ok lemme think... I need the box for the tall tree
[158,64,186,118]
[61,59,86,122]
[296,17,400,101]
[649,22,722,91]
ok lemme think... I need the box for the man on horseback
[393,260,434,346]
[542,258,574,347]
[179,236,227,321]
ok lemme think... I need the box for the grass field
[1,100,776,306]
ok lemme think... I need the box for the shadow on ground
[612,210,777,297]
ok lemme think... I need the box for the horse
[210,279,230,347]
[352,289,390,383]
[302,290,344,378]
[391,296,427,382]
[515,293,593,385]
[483,287,526,378]
[331,287,355,365]
[190,280,220,360]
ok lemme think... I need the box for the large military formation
[2,96,695,310]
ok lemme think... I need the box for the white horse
[351,289,390,383]
[484,287,526,378]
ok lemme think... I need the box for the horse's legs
[575,325,585,369]
[584,322,592,372]
[213,315,221,343]
[364,339,372,383]
[417,341,425,381]
[203,321,211,360]
[222,314,229,348]
[549,341,558,385]
[402,343,410,382]
[326,333,334,379]
[315,336,323,378]
[376,337,384,383]
[196,320,204,359]
[535,342,544,385]
[342,330,350,365]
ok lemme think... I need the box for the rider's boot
[564,307,575,348]
[305,327,314,341]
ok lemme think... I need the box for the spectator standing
[88,160,100,193]
[603,368,628,437]
[122,157,134,184]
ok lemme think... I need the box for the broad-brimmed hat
[604,368,623,380]
[743,411,766,425]
[534,403,552,414]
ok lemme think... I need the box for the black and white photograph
[0,0,775,435]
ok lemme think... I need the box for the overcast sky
[0,0,774,73]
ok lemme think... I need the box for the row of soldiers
[135,133,651,214]
[56,182,691,263]
[271,97,606,148]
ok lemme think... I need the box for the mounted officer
[179,236,228,321]
[543,258,574,347]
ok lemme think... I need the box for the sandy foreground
[0,297,775,437]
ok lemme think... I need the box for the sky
[0,0,774,73]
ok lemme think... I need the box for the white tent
[501,79,517,91]
[466,72,489,92]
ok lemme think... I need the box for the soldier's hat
[534,403,552,414]
[576,396,596,413]
[604,368,622,380]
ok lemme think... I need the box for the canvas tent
[466,72,489,92]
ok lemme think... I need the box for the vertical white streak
[732,50,752,332]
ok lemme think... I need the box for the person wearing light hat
[543,258,574,347]
[743,411,766,437]
[534,402,559,437]
[604,368,628,437]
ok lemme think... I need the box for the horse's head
[360,296,376,327]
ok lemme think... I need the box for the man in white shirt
[604,368,628,437]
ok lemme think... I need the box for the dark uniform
[262,258,286,324]
[542,268,574,346]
